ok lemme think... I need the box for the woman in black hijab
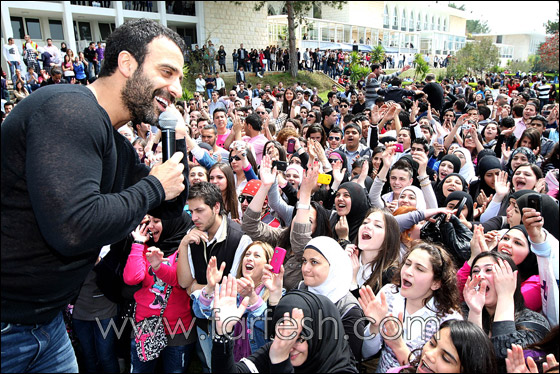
[330,181,370,243]
[145,211,193,257]
[469,155,502,203]
[435,154,462,185]
[434,173,468,207]
[211,280,358,373]
[517,193,560,240]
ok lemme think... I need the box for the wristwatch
[296,203,311,210]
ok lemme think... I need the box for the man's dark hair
[425,73,435,82]
[197,117,209,124]
[454,99,466,112]
[419,123,434,136]
[477,80,485,87]
[245,113,263,132]
[371,63,381,71]
[375,96,385,104]
[530,115,547,125]
[188,182,225,215]
[47,38,52,42]
[99,18,185,78]
[466,105,478,114]
[398,111,411,127]
[500,117,515,128]
[4,101,14,108]
[50,67,62,76]
[528,98,540,107]
[201,124,217,134]
[343,113,355,124]
[344,122,362,135]
[519,92,530,102]
[340,98,349,106]
[412,137,429,153]
[327,91,336,100]
[478,106,491,120]
[322,106,335,118]
[329,127,343,136]
[390,77,402,87]
[512,104,524,117]
[212,108,227,119]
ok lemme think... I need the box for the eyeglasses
[257,111,266,115]
[229,155,241,162]
[328,136,341,141]
[203,106,209,109]
[238,195,254,204]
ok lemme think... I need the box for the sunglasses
[328,136,340,141]
[340,105,348,108]
[229,155,241,162]
[328,158,341,163]
[308,115,315,118]
[238,195,253,204]
[257,111,266,115]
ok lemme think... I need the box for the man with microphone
[1,19,189,373]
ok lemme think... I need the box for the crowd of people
[2,18,559,374]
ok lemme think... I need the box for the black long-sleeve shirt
[1,84,189,324]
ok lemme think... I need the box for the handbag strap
[133,281,174,321]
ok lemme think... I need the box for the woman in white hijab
[453,147,476,183]
[297,236,366,361]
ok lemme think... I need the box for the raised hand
[182,228,209,246]
[412,151,428,176]
[356,160,369,188]
[259,155,278,187]
[269,308,304,364]
[493,258,518,300]
[262,264,284,304]
[132,222,150,243]
[506,344,539,373]
[383,312,408,360]
[358,285,388,335]
[146,247,164,271]
[534,178,546,194]
[300,163,320,195]
[463,274,487,315]
[335,215,350,240]
[469,224,490,266]
[214,275,249,336]
[236,276,256,300]
[332,162,347,185]
[521,207,545,243]
[345,244,360,285]
[494,171,510,198]
[501,144,513,160]
[206,256,226,290]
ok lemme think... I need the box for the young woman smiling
[359,242,463,372]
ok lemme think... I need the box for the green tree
[348,51,370,84]
[413,53,430,81]
[446,55,467,79]
[370,45,386,64]
[244,1,347,78]
[506,60,532,74]
[544,9,559,34]
[448,3,466,10]
[451,38,499,79]
[466,19,490,36]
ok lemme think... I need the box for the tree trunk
[286,1,298,78]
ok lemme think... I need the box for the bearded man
[1,18,189,372]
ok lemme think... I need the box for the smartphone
[272,160,288,171]
[270,247,287,274]
[317,173,332,185]
[461,124,471,131]
[542,110,551,116]
[526,194,542,214]
[394,143,404,153]
[286,139,296,154]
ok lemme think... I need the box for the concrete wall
[319,3,350,24]
[448,15,466,36]
[503,34,532,61]
[348,1,385,28]
[202,1,268,71]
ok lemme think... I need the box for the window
[496,35,503,44]
[383,6,389,27]
[78,21,92,41]
[443,18,447,32]
[11,17,25,39]
[409,11,414,31]
[393,8,398,29]
[424,15,428,30]
[431,16,435,30]
[313,4,322,19]
[401,10,406,30]
[417,14,421,31]
[437,17,441,31]
[99,23,112,41]
[26,18,42,39]
[49,20,64,40]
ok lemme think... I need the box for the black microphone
[158,111,177,162]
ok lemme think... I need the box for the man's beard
[121,67,168,126]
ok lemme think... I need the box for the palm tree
[370,45,386,64]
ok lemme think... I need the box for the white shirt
[3,43,22,62]
[44,45,61,65]
[195,78,205,92]
[215,77,225,91]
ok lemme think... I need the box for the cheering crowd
[1,18,559,374]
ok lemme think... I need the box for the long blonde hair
[235,241,274,302]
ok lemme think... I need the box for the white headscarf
[304,236,352,303]
[453,147,476,183]
[397,185,426,211]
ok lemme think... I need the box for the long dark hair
[392,241,460,318]
[401,320,498,373]
[208,162,239,219]
[470,251,526,334]
[282,87,295,115]
[276,201,332,251]
[358,208,401,294]
[305,124,327,148]
[264,140,287,162]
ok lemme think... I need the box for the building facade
[471,32,547,66]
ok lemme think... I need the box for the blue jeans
[196,326,213,371]
[206,88,213,100]
[8,61,21,84]
[130,339,193,373]
[233,60,238,72]
[72,317,119,373]
[1,312,79,373]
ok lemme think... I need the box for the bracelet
[133,240,146,245]
[420,181,431,188]
[377,176,387,183]
[417,175,429,182]
[295,147,303,153]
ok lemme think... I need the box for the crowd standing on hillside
[1,18,559,374]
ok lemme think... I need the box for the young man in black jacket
[1,18,189,373]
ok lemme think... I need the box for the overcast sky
[449,1,559,34]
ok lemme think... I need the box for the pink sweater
[457,261,542,312]
[123,243,193,335]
